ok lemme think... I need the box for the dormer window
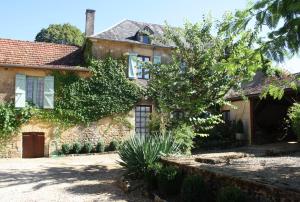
[141,35,150,44]
[136,26,154,44]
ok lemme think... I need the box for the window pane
[26,76,44,108]
[26,77,34,102]
[135,105,152,137]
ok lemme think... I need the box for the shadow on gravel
[0,164,131,201]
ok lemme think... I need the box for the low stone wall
[161,157,300,202]
[0,113,134,158]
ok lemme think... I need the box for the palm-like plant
[118,134,181,177]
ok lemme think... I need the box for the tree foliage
[287,103,300,140]
[147,16,265,132]
[35,23,84,46]
[229,0,300,62]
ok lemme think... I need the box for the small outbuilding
[223,71,299,145]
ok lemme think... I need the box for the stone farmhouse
[0,9,297,158]
[0,9,171,158]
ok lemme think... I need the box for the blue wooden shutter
[43,76,54,109]
[153,55,161,64]
[15,74,26,108]
[128,53,138,79]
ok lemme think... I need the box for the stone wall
[161,157,300,202]
[90,38,172,63]
[0,109,134,158]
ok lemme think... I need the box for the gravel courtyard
[0,154,149,202]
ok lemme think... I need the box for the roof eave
[0,63,90,72]
[87,37,173,49]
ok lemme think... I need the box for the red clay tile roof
[0,38,86,70]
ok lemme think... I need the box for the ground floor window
[135,105,152,137]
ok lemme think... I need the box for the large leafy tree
[231,0,300,62]
[35,23,84,46]
[147,16,267,132]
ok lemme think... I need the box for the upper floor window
[137,56,150,79]
[136,26,153,44]
[26,76,44,108]
[15,74,54,109]
[140,35,150,44]
[128,54,161,80]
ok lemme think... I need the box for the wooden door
[22,132,45,158]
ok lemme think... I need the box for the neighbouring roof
[225,71,299,101]
[90,19,172,47]
[0,38,86,71]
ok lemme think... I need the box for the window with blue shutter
[15,74,26,108]
[43,76,54,109]
[26,76,44,108]
[15,74,54,109]
[128,53,138,79]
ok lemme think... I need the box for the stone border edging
[161,157,300,202]
[51,151,117,158]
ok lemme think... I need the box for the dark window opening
[172,110,185,120]
[222,110,230,123]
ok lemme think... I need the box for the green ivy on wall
[0,103,33,147]
[0,56,143,144]
[39,56,144,127]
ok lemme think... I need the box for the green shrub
[118,134,181,177]
[96,140,105,153]
[287,103,300,141]
[72,142,82,154]
[173,124,198,154]
[181,175,206,202]
[82,142,93,153]
[157,165,182,196]
[217,186,246,202]
[61,144,71,154]
[107,140,119,151]
[144,162,163,190]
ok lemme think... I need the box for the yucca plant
[118,133,181,178]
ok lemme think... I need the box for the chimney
[85,9,95,36]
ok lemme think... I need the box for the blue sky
[0,0,299,72]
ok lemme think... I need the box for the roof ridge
[0,38,81,49]
[125,19,165,27]
[90,19,129,37]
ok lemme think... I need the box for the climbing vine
[0,103,33,145]
[39,56,143,127]
[0,57,143,143]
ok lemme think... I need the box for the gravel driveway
[0,154,149,202]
